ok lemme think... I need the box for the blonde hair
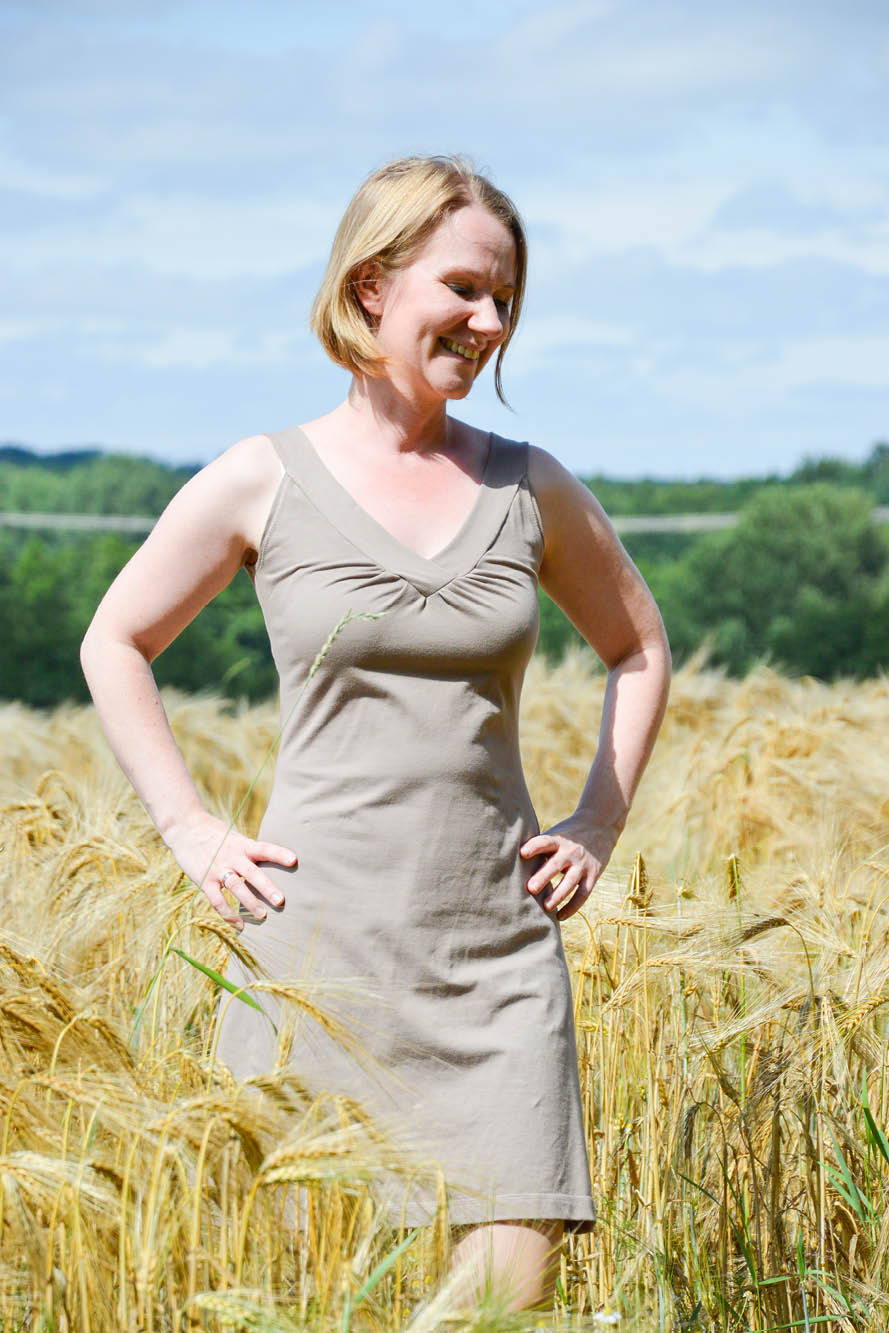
[310,155,527,406]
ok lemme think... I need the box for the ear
[353,260,386,319]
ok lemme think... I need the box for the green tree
[0,452,195,514]
[863,442,889,504]
[653,484,889,678]
[4,535,86,706]
[2,531,276,707]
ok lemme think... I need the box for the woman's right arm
[80,433,295,931]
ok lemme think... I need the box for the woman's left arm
[520,446,672,920]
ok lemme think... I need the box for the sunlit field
[3,651,889,1331]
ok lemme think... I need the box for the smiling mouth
[440,337,481,361]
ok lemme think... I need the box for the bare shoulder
[83,433,286,661]
[526,444,667,667]
[202,433,283,500]
[162,433,284,560]
[526,443,620,556]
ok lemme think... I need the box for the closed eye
[447,283,512,315]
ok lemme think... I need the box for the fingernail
[272,893,284,905]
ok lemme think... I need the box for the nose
[467,294,508,340]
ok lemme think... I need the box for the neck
[340,374,453,456]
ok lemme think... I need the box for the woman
[81,155,671,1313]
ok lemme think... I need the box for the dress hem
[391,1191,597,1235]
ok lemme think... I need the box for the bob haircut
[310,155,527,407]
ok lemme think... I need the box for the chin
[442,382,474,401]
[446,365,485,396]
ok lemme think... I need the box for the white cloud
[525,178,735,269]
[93,324,310,369]
[675,223,889,277]
[508,314,635,374]
[772,335,889,391]
[521,166,889,278]
[0,315,127,342]
[110,194,336,280]
[498,1,618,61]
[659,334,889,411]
[7,192,338,280]
[0,151,102,198]
[2,0,887,474]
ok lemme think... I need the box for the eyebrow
[441,267,516,294]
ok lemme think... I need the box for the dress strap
[264,425,531,487]
[263,425,309,480]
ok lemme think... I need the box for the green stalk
[728,854,747,1114]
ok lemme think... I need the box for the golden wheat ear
[3,656,889,1327]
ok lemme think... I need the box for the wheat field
[2,651,889,1331]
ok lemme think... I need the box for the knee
[517,1221,563,1311]
[448,1219,564,1314]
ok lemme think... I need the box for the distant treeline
[3,440,889,706]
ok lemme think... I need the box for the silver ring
[220,868,237,889]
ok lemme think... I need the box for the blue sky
[2,0,887,478]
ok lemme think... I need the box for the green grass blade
[677,1171,757,1283]
[351,1228,419,1309]
[758,1318,843,1331]
[169,944,277,1028]
[822,1164,871,1222]
[861,1074,889,1167]
[808,1275,852,1310]
[824,1124,873,1221]
[128,946,171,1049]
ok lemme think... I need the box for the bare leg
[447,1218,564,1313]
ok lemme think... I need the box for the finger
[235,862,286,909]
[217,865,263,912]
[556,863,603,920]
[526,850,574,894]
[204,886,245,932]
[542,862,585,910]
[520,835,560,859]
[253,841,298,867]
[219,868,259,913]
[526,856,562,895]
[556,885,592,921]
[221,866,275,920]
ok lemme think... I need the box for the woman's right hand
[165,811,297,931]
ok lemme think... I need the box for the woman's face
[358,203,517,403]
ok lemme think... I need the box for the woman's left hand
[520,816,618,921]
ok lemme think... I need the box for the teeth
[441,337,480,361]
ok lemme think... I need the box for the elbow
[611,618,672,679]
[80,607,108,663]
[645,603,672,680]
[79,615,131,680]
[659,622,673,678]
[80,617,94,665]
[652,621,672,693]
[80,619,102,686]
[605,630,671,707]
[641,632,672,686]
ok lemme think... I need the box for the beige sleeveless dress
[213,424,595,1232]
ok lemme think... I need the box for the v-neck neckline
[279,425,522,598]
